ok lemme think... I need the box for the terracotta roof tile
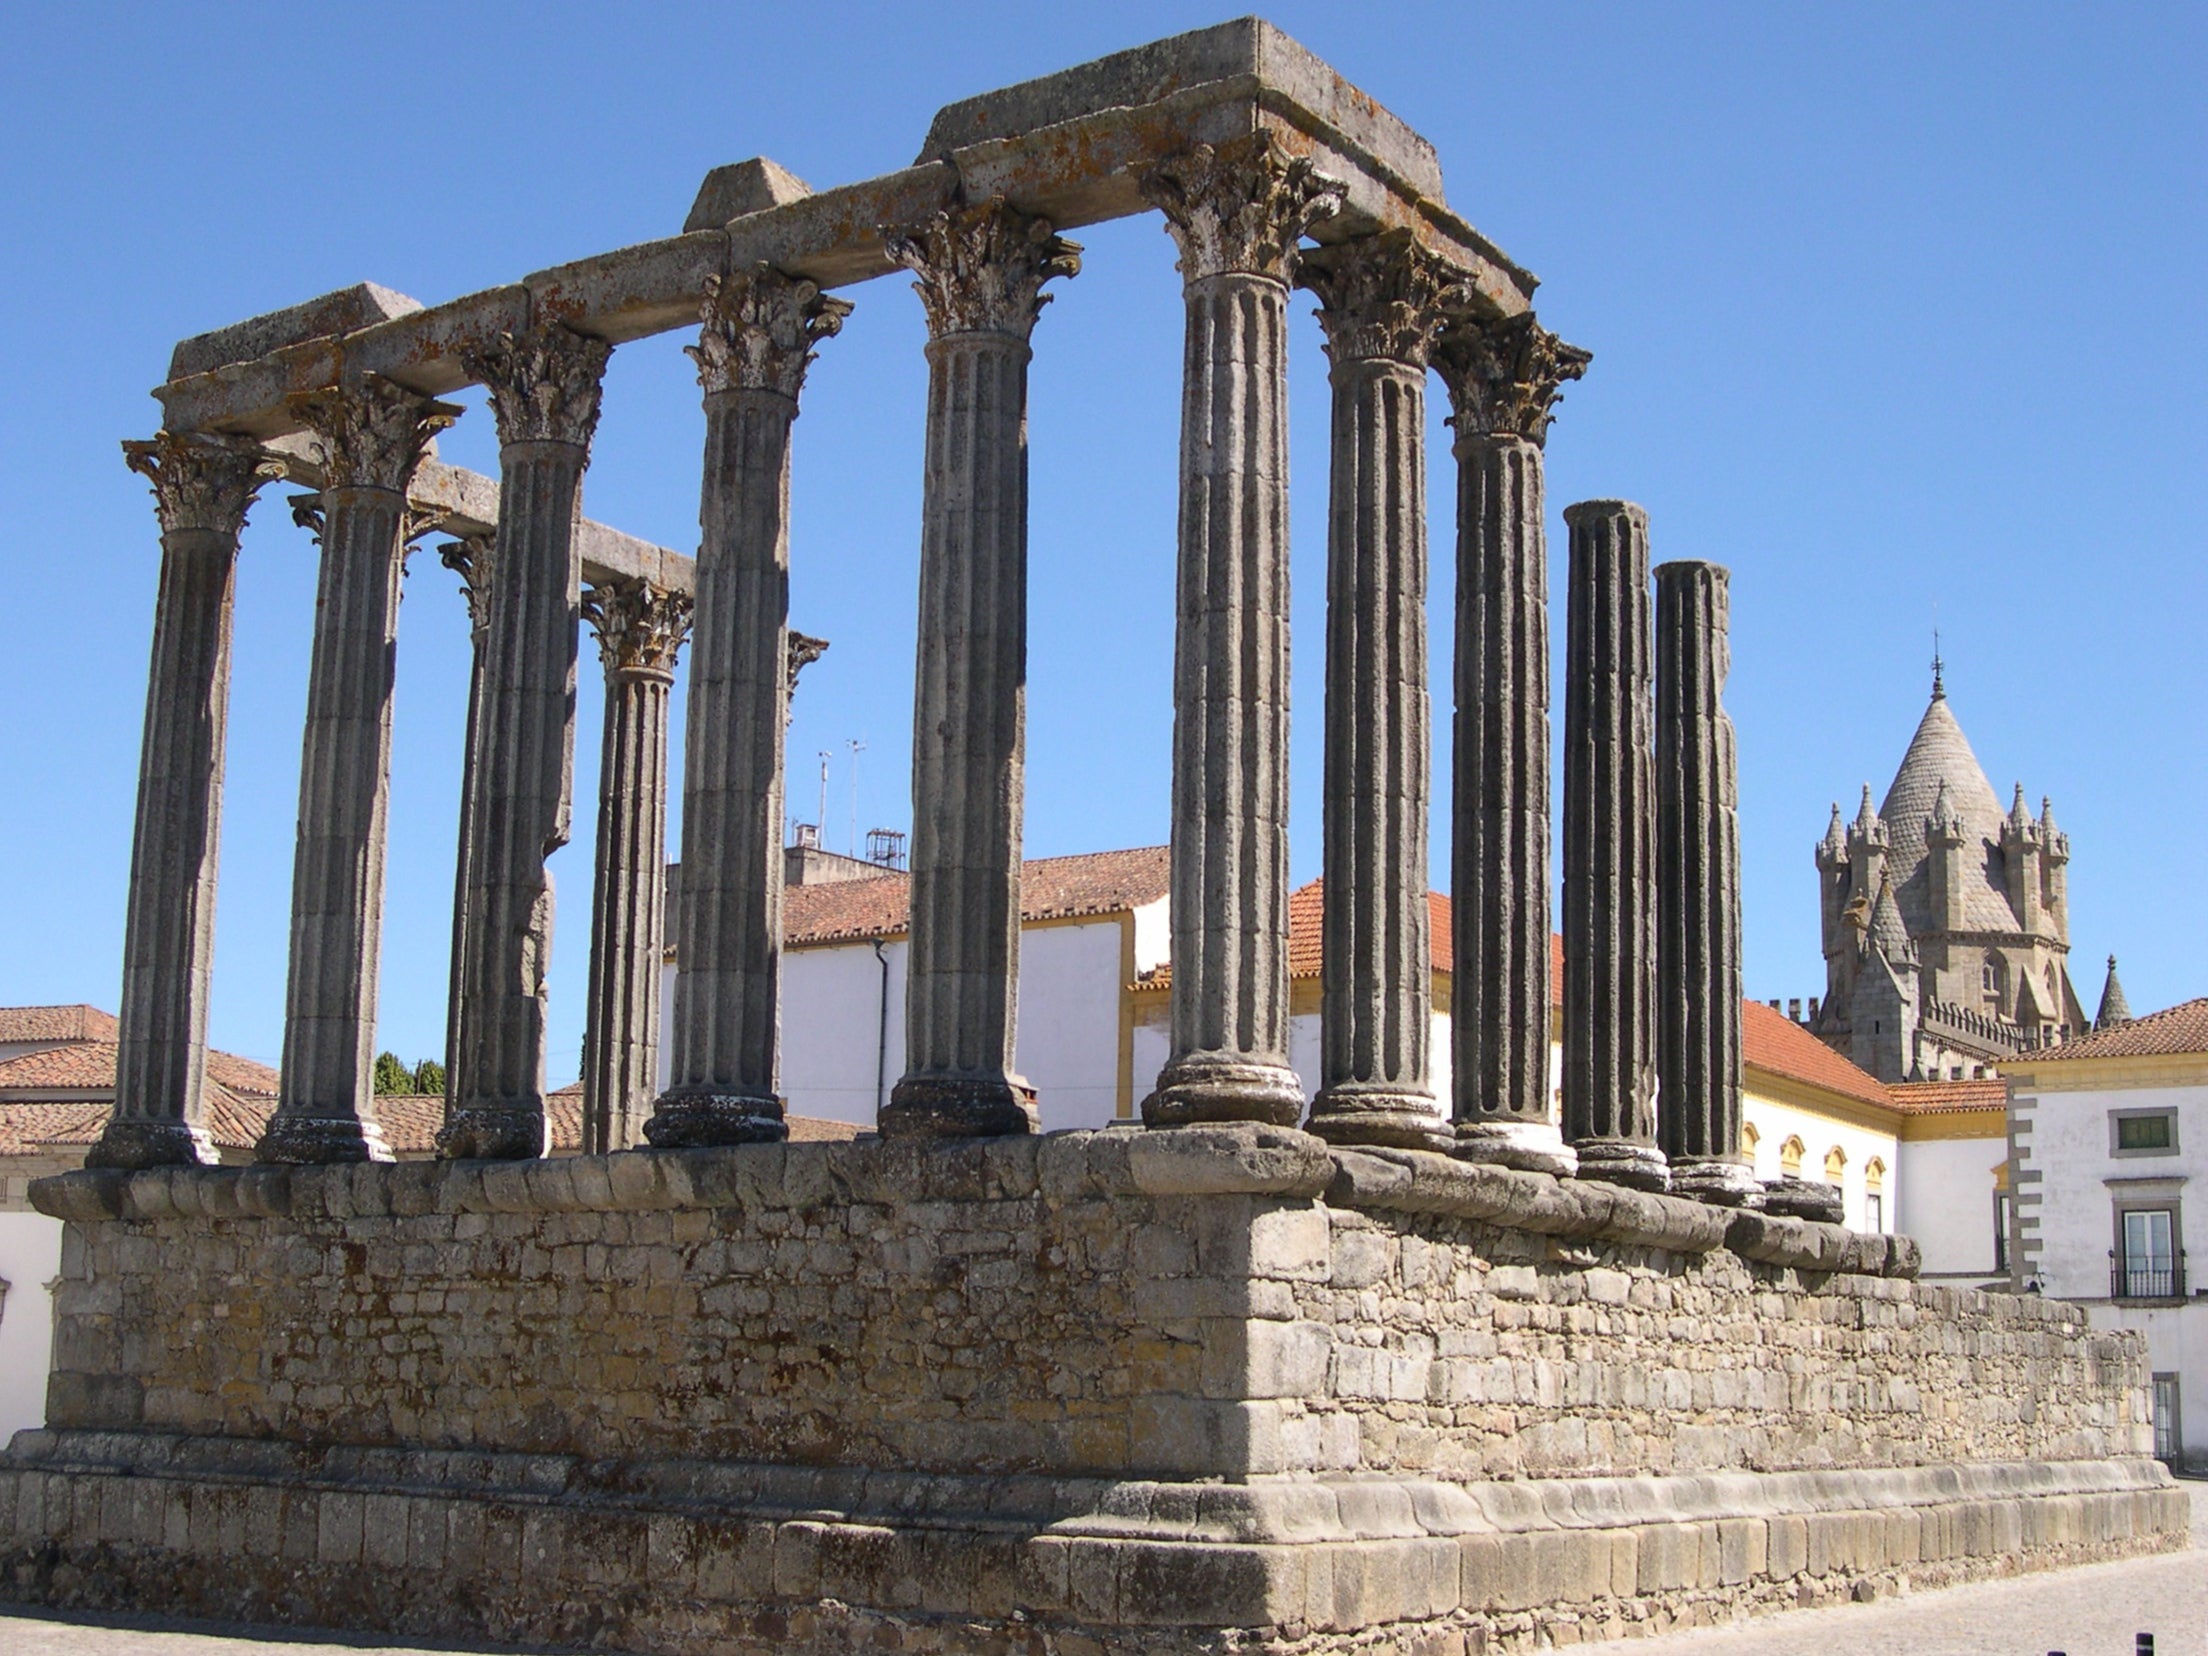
[371,1086,865,1154]
[0,1005,119,1045]
[1885,1078,2008,1115]
[786,846,1168,948]
[1740,1001,1892,1111]
[2021,997,2208,1062]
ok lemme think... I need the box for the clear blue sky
[1,3,2200,1079]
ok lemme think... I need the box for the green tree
[413,1058,446,1097]
[372,1051,416,1095]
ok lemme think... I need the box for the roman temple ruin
[0,20,2184,1654]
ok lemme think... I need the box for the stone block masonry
[1,1126,2184,1653]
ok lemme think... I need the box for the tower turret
[2040,795,2070,943]
[1845,784,1886,910]
[2002,781,2044,935]
[1815,801,1848,971]
[1925,777,1968,934]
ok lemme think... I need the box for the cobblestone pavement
[3,1485,2201,1656]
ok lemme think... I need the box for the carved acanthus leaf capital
[689,265,853,399]
[1137,132,1344,285]
[462,322,614,450]
[883,198,1081,342]
[1298,230,1473,370]
[122,431,284,538]
[439,533,497,637]
[583,577,693,678]
[287,376,460,494]
[289,494,327,545]
[786,630,829,696]
[1433,313,1592,447]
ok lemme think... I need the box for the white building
[2005,997,2208,1471]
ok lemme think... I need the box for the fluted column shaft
[1562,500,1666,1190]
[92,434,275,1169]
[649,267,847,1148]
[440,322,611,1160]
[1655,560,1755,1203]
[1298,232,1461,1150]
[1435,316,1589,1174]
[261,380,455,1163]
[1136,134,1339,1128]
[438,534,496,1119]
[583,580,690,1153]
[881,199,1078,1139]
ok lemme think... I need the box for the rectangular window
[1994,1193,2012,1271]
[2118,1207,2180,1298]
[1865,1193,1884,1234]
[2111,1108,2180,1157]
[2153,1374,2182,1464]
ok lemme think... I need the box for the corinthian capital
[1298,230,1472,370]
[462,322,615,450]
[122,430,284,538]
[439,533,497,637]
[1433,312,1592,447]
[288,375,461,494]
[583,577,693,678]
[1137,132,1344,285]
[883,198,1081,342]
[689,264,853,399]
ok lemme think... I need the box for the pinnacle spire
[2009,782,2031,833]
[1820,800,1845,853]
[1853,782,1879,834]
[1931,629,1944,700]
[2096,956,2132,1029]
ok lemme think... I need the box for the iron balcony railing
[2110,1249,2187,1301]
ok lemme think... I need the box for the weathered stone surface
[1139,135,1334,1130]
[91,434,282,1171]
[683,157,815,233]
[580,578,690,1153]
[1299,231,1463,1152]
[260,379,457,1166]
[441,321,613,1161]
[650,268,846,1150]
[881,201,1076,1139]
[166,282,422,383]
[1654,560,1758,1204]
[1435,316,1587,1176]
[1561,500,1667,1192]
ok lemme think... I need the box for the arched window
[1864,1156,1886,1192]
[1780,1135,1804,1177]
[1864,1157,1887,1234]
[1741,1120,1761,1157]
[1823,1145,1847,1184]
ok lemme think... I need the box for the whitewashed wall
[1897,1134,2009,1279]
[1737,1094,1899,1233]
[2015,1080,2208,1301]
[0,1209,60,1443]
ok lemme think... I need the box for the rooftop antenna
[1930,620,1944,700]
[847,738,866,856]
[816,750,831,840]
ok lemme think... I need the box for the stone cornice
[883,198,1081,342]
[1433,312,1592,446]
[1137,131,1343,285]
[1297,228,1469,369]
[689,264,851,399]
[121,431,283,538]
[285,376,460,494]
[461,322,614,450]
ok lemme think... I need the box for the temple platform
[0,1126,2185,1653]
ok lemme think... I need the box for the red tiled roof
[0,1102,112,1155]
[0,1005,118,1045]
[2021,997,2208,1062]
[0,1041,277,1102]
[1740,1000,1893,1111]
[786,846,1169,948]
[1886,1078,2008,1115]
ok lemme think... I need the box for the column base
[254,1114,394,1165]
[1453,1117,1577,1177]
[1141,1054,1304,1129]
[1667,1155,1762,1207]
[880,1074,1038,1140]
[641,1091,787,1149]
[435,1102,548,1161]
[83,1117,216,1171]
[1306,1085,1453,1152]
[1571,1137,1671,1193]
[1761,1175,1845,1224]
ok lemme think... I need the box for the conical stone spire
[2097,956,2133,1029]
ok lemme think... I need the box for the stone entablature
[3,1128,2181,1651]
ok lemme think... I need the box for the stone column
[439,321,612,1160]
[1297,231,1462,1151]
[646,266,848,1148]
[436,532,496,1118]
[879,198,1078,1140]
[1432,316,1589,1175]
[259,379,458,1163]
[1561,499,1667,1191]
[90,433,278,1169]
[581,578,691,1154]
[1134,134,1339,1129]
[1655,560,1757,1204]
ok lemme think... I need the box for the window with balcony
[2153,1374,2182,1465]
[2113,1205,2184,1300]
